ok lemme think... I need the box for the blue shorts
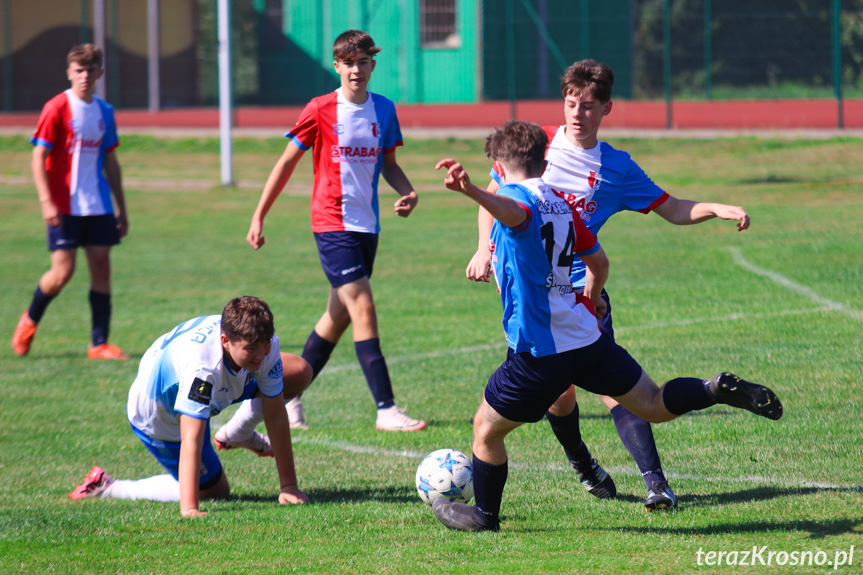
[47,214,120,251]
[314,231,378,288]
[484,332,643,423]
[130,421,224,490]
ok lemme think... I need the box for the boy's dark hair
[221,296,275,344]
[333,30,381,61]
[561,59,614,102]
[484,120,548,177]
[67,44,103,68]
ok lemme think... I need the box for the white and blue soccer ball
[415,448,474,505]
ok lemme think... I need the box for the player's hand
[593,297,607,319]
[435,159,472,194]
[466,249,492,283]
[394,191,418,218]
[181,508,208,518]
[714,205,750,231]
[40,200,61,227]
[116,211,129,238]
[247,219,266,249]
[279,486,309,505]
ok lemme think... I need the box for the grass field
[1,134,861,574]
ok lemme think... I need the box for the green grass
[1,135,861,574]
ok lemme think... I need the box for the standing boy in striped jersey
[12,44,129,360]
[215,30,425,448]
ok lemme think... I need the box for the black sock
[354,338,394,409]
[472,455,508,522]
[301,330,337,382]
[89,290,111,346]
[27,286,56,324]
[662,377,717,416]
[546,405,591,469]
[610,404,666,489]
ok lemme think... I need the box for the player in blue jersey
[432,120,781,532]
[466,60,752,510]
[68,296,313,517]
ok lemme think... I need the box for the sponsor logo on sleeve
[188,378,213,405]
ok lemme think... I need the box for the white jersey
[127,315,284,442]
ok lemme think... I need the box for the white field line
[729,247,863,322]
[292,435,862,492]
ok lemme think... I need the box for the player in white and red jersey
[467,60,753,511]
[432,120,780,533]
[11,44,130,360]
[217,30,425,444]
[68,296,312,517]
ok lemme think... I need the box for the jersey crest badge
[588,171,602,191]
[371,122,381,138]
[333,123,345,135]
[188,378,213,405]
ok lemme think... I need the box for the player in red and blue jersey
[215,31,425,448]
[468,60,752,511]
[12,44,130,360]
[432,120,781,533]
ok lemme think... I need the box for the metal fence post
[663,0,672,129]
[833,0,843,129]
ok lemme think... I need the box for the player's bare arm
[381,152,418,218]
[579,247,610,318]
[104,151,128,237]
[436,159,527,229]
[465,181,500,283]
[248,141,306,249]
[654,195,750,231]
[178,414,208,517]
[261,393,309,505]
[31,145,60,227]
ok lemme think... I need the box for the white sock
[219,397,265,440]
[102,474,180,502]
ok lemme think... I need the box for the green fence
[1,0,862,112]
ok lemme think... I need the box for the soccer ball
[415,448,474,505]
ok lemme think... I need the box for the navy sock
[610,404,666,489]
[301,330,337,382]
[354,338,394,409]
[472,455,508,522]
[662,377,717,416]
[89,290,111,346]
[27,286,56,324]
[546,406,592,469]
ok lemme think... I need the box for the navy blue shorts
[484,331,643,423]
[47,214,120,251]
[314,231,378,288]
[130,421,224,490]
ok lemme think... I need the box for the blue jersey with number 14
[490,178,601,358]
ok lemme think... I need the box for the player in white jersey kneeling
[68,296,312,517]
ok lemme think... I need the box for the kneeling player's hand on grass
[279,486,310,505]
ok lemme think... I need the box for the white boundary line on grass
[729,247,863,322]
[292,436,862,492]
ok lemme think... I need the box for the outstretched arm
[248,140,306,249]
[178,414,208,517]
[465,180,499,282]
[435,159,527,229]
[381,151,418,218]
[262,393,309,505]
[653,195,750,231]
